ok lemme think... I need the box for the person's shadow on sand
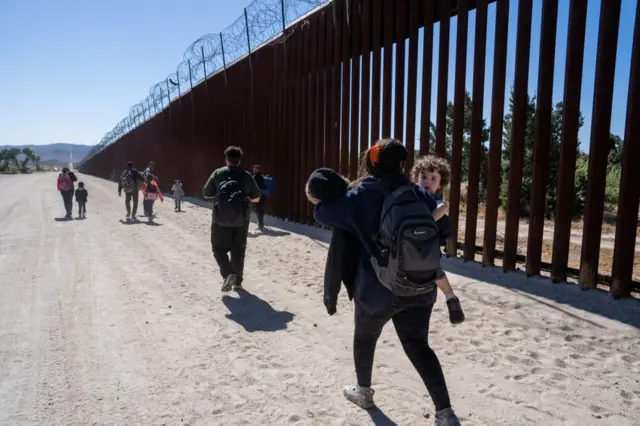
[247,228,290,238]
[222,290,294,332]
[367,409,399,426]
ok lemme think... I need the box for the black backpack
[370,184,441,296]
[214,173,246,227]
[121,169,136,193]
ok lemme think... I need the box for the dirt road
[1,172,639,425]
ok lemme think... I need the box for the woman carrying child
[310,138,461,426]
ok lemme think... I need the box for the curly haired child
[412,155,465,325]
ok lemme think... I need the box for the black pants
[253,198,265,229]
[125,191,139,217]
[61,190,74,217]
[212,221,249,285]
[77,201,86,216]
[143,199,155,217]
[353,298,451,411]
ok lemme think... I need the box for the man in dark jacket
[252,164,266,230]
[203,146,262,292]
[118,161,144,220]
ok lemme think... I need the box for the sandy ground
[0,172,639,426]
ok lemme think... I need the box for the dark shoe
[434,408,461,426]
[233,284,244,292]
[447,297,465,325]
[221,274,236,292]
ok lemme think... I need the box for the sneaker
[233,283,244,292]
[131,215,137,221]
[434,408,461,426]
[343,385,375,409]
[221,274,237,292]
[446,298,465,325]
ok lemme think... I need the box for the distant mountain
[0,143,94,166]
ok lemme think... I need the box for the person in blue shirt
[311,138,461,426]
[412,155,466,325]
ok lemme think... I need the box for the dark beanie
[307,168,349,201]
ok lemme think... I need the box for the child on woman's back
[412,155,465,325]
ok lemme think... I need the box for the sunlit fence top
[83,0,327,163]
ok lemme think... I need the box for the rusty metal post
[612,0,640,298]
[503,0,533,271]
[435,0,450,157]
[580,0,622,289]
[340,0,352,177]
[419,0,434,156]
[220,33,228,84]
[404,0,420,172]
[370,0,382,143]
[381,0,393,138]
[360,0,371,153]
[463,0,489,261]
[551,0,588,282]
[394,0,407,141]
[201,45,208,93]
[446,0,469,257]
[526,0,559,275]
[307,15,319,220]
[324,5,336,170]
[349,0,361,180]
[300,22,311,222]
[317,12,326,167]
[331,0,343,171]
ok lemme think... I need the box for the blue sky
[0,0,636,152]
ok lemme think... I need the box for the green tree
[500,88,584,218]
[425,90,490,194]
[20,147,36,172]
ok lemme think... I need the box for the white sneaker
[221,274,237,292]
[343,385,375,409]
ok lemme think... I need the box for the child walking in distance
[412,155,465,325]
[171,180,184,212]
[141,175,163,221]
[75,182,88,219]
[311,139,461,425]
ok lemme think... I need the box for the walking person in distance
[252,164,266,231]
[202,146,261,292]
[75,181,88,219]
[118,161,144,221]
[56,167,78,219]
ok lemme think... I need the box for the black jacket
[324,229,358,315]
[75,188,88,203]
